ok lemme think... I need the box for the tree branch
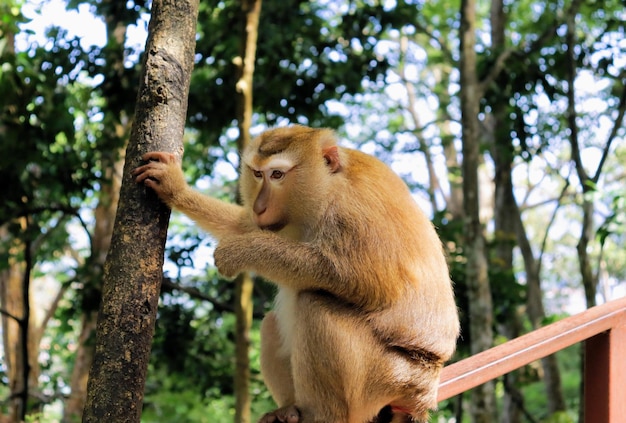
[0,307,21,323]
[592,73,626,183]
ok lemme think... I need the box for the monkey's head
[240,126,343,239]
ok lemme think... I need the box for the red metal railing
[438,296,626,422]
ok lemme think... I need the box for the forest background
[0,0,624,422]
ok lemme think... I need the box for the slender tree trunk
[64,311,97,422]
[565,10,596,311]
[82,1,199,421]
[233,1,262,422]
[459,0,496,421]
[492,128,522,423]
[487,1,523,421]
[435,71,464,220]
[0,225,28,423]
[0,220,45,422]
[0,28,36,423]
[514,202,567,415]
[398,35,442,213]
[234,273,254,423]
[563,10,592,423]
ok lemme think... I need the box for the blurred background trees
[0,0,624,422]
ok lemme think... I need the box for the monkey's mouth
[260,222,286,232]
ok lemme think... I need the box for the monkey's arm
[133,152,250,239]
[214,232,372,304]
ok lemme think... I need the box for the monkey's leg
[260,311,295,406]
[288,294,439,423]
[288,294,390,423]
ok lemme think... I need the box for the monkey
[132,125,459,423]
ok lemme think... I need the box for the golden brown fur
[133,125,459,423]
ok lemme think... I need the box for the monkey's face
[241,152,300,234]
[240,126,341,240]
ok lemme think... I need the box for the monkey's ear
[323,146,342,173]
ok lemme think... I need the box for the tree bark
[0,224,29,423]
[514,200,567,415]
[488,1,523,421]
[0,220,48,422]
[459,0,496,421]
[233,1,262,422]
[82,1,199,422]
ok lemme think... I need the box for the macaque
[133,126,459,423]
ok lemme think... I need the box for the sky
[17,0,148,56]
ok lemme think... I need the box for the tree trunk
[82,1,199,421]
[514,202,566,415]
[492,123,522,423]
[0,220,48,422]
[563,9,591,423]
[488,1,522,421]
[459,0,496,421]
[233,1,262,422]
[435,69,463,220]
[399,35,442,213]
[564,9,597,311]
[64,311,98,422]
[0,225,28,423]
[0,27,40,423]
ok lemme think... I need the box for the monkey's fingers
[141,151,178,163]
[132,163,165,184]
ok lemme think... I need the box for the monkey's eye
[253,170,263,179]
[270,170,285,180]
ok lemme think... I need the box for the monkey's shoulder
[341,147,397,175]
[341,149,415,199]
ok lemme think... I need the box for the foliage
[0,34,93,228]
[0,0,624,421]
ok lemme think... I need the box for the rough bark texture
[459,0,496,421]
[233,1,262,422]
[82,1,199,422]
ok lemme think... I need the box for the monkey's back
[336,147,460,361]
[339,147,446,270]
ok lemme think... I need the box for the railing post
[584,323,626,422]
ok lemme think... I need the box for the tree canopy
[0,0,624,422]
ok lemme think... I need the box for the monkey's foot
[258,405,300,423]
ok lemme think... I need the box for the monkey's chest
[273,287,298,356]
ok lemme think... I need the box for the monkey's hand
[132,152,187,207]
[213,235,247,279]
[258,405,300,423]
